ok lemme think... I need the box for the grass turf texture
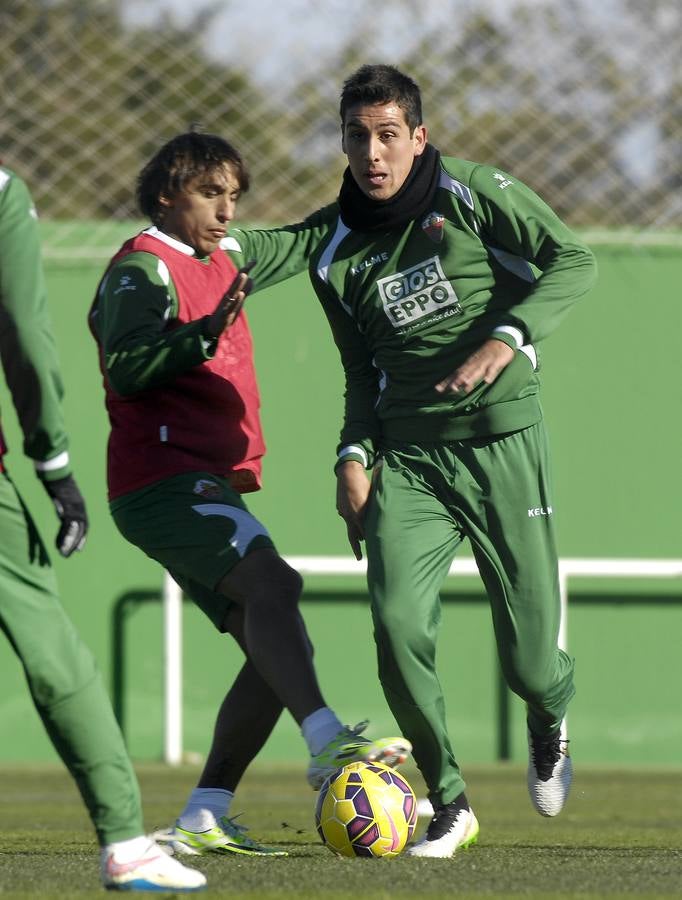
[0,763,680,898]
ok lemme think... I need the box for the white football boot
[527,725,572,816]
[101,837,206,892]
[406,797,479,858]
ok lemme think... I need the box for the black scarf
[338,143,441,233]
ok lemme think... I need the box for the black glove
[42,474,89,557]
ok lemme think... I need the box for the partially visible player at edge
[222,64,598,858]
[88,132,411,860]
[0,163,205,891]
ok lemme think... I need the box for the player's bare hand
[435,338,515,395]
[336,461,371,561]
[205,260,256,338]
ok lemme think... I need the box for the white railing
[162,557,682,765]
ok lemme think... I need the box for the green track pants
[365,422,575,807]
[0,472,143,844]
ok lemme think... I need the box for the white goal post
[161,557,682,765]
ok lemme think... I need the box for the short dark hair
[340,64,423,132]
[137,132,250,223]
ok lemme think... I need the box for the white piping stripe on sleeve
[338,445,368,468]
[317,217,351,294]
[374,364,387,409]
[439,172,474,209]
[488,246,535,282]
[35,451,69,472]
[493,325,524,349]
[157,258,170,286]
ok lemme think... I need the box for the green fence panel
[0,239,680,763]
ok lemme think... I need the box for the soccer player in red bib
[89,132,411,859]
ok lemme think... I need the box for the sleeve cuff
[35,451,71,482]
[335,444,369,471]
[492,325,524,349]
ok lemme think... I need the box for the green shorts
[111,472,275,630]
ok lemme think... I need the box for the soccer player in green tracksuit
[0,164,205,891]
[225,64,598,857]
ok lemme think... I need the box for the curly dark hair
[137,132,250,223]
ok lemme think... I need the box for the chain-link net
[2,0,681,258]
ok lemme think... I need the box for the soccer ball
[315,761,417,858]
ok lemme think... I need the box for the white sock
[301,707,344,755]
[102,834,151,863]
[178,788,233,832]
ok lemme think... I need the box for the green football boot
[154,816,287,857]
[307,720,412,789]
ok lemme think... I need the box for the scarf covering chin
[338,143,441,233]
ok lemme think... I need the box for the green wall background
[0,239,680,766]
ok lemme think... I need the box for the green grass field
[0,763,681,899]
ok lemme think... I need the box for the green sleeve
[471,164,598,343]
[0,169,71,481]
[311,275,380,469]
[94,252,215,395]
[225,204,338,292]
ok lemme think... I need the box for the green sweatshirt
[228,157,596,468]
[0,167,71,480]
[91,231,216,397]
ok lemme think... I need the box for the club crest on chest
[421,212,445,243]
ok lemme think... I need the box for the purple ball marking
[354,822,380,847]
[352,787,373,817]
[347,815,371,839]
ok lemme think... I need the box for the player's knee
[27,654,98,710]
[372,603,422,643]
[222,548,303,609]
[270,557,303,604]
[250,555,303,615]
[280,559,304,598]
